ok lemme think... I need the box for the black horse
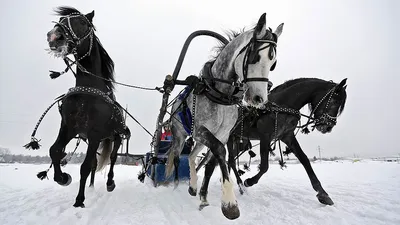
[44,7,130,207]
[201,77,348,206]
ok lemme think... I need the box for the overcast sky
[0,0,399,158]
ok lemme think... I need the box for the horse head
[47,7,95,58]
[311,78,348,133]
[233,13,284,108]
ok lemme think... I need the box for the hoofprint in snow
[0,160,399,225]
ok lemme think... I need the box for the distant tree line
[0,147,143,165]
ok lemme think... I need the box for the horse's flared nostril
[253,95,263,104]
[326,127,332,132]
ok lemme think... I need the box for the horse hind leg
[165,127,186,187]
[49,123,75,186]
[199,155,217,210]
[195,126,240,220]
[227,137,245,195]
[188,143,205,196]
[106,135,122,192]
[73,139,101,208]
[89,156,97,188]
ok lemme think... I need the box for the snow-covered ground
[0,160,399,225]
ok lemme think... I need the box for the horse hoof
[198,201,209,211]
[107,181,116,192]
[221,202,240,220]
[173,180,179,189]
[73,202,85,208]
[238,182,246,195]
[243,179,252,187]
[188,186,197,196]
[317,193,334,206]
[57,173,72,186]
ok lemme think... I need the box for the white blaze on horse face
[247,51,276,107]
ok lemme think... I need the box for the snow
[0,161,399,225]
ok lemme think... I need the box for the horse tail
[165,148,176,179]
[96,139,113,172]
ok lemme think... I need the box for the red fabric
[161,131,172,140]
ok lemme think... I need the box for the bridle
[201,30,278,105]
[236,32,278,83]
[305,86,340,130]
[52,12,95,62]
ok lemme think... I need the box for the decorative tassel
[37,170,49,180]
[243,163,250,171]
[301,127,310,134]
[283,147,292,156]
[269,150,276,157]
[49,70,65,79]
[138,171,145,183]
[23,137,41,150]
[279,160,287,169]
[248,150,256,158]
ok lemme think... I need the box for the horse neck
[211,31,253,93]
[271,80,333,111]
[74,42,109,93]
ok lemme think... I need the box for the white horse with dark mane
[165,13,284,220]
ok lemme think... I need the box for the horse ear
[338,78,347,87]
[85,10,95,22]
[254,13,267,39]
[274,23,284,38]
[335,78,347,92]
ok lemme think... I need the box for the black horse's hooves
[188,186,197,196]
[73,202,85,208]
[57,173,72,186]
[317,193,334,206]
[107,181,116,192]
[243,179,252,187]
[221,202,240,220]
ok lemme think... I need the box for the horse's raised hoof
[238,183,246,195]
[57,173,72,186]
[73,201,85,208]
[198,201,209,211]
[243,179,252,187]
[188,186,197,196]
[317,193,334,206]
[107,181,116,192]
[221,202,240,220]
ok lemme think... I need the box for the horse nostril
[327,127,332,132]
[253,95,263,104]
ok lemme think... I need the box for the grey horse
[165,13,284,220]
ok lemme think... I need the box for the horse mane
[208,24,275,63]
[54,6,81,16]
[271,78,323,94]
[94,35,115,90]
[54,6,115,91]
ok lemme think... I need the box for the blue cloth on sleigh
[177,86,192,135]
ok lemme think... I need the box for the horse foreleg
[106,135,122,192]
[73,139,100,208]
[195,126,240,220]
[244,136,270,187]
[282,134,334,205]
[49,123,75,186]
